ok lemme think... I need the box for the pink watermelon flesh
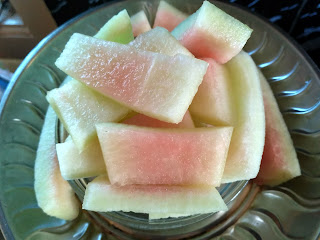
[153,1,188,31]
[131,10,151,37]
[171,1,252,64]
[130,27,193,57]
[96,123,233,186]
[83,175,227,214]
[55,33,208,124]
[255,72,301,186]
[123,110,194,128]
[189,58,234,126]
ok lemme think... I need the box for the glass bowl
[0,0,319,239]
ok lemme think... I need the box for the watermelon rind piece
[95,9,134,44]
[172,1,252,63]
[96,122,233,186]
[56,136,107,180]
[48,9,134,151]
[34,107,79,220]
[83,176,227,215]
[189,58,234,126]
[255,71,301,186]
[130,10,151,37]
[221,51,265,183]
[153,1,188,31]
[46,79,130,151]
[55,33,208,124]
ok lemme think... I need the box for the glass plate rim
[0,0,319,239]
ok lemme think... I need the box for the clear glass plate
[0,0,319,239]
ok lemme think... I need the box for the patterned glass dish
[0,0,319,239]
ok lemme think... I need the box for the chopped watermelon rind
[221,51,265,183]
[56,136,107,180]
[255,71,301,186]
[96,123,233,186]
[131,10,151,36]
[172,1,252,63]
[153,1,188,31]
[189,58,234,126]
[46,79,130,151]
[34,107,79,220]
[83,176,227,214]
[95,9,134,44]
[55,33,208,124]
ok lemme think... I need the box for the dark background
[43,0,320,68]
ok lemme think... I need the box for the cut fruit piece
[94,9,134,44]
[48,9,134,151]
[123,110,194,128]
[96,123,233,186]
[153,1,188,31]
[46,79,130,151]
[255,71,301,186]
[222,51,265,183]
[83,176,227,214]
[131,10,151,37]
[189,58,233,126]
[55,33,208,124]
[34,107,79,220]
[130,27,193,57]
[172,1,252,64]
[56,136,107,180]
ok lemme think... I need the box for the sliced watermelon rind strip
[83,176,227,215]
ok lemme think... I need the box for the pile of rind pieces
[34,1,301,221]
